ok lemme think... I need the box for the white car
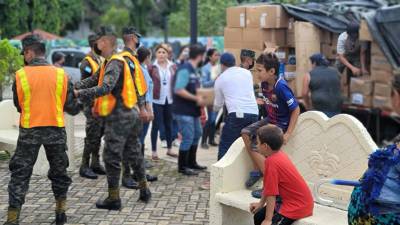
[46,48,90,83]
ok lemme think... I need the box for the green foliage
[0,0,30,38]
[32,0,61,34]
[168,0,238,37]
[0,40,23,86]
[59,0,83,33]
[100,6,130,35]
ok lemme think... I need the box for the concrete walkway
[0,113,218,225]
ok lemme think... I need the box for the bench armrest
[0,100,19,129]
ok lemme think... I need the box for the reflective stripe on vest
[17,69,31,128]
[94,54,138,116]
[16,66,67,128]
[119,51,148,96]
[84,55,100,75]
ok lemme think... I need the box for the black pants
[254,207,295,225]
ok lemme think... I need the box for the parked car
[46,48,89,83]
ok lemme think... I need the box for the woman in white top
[149,44,178,160]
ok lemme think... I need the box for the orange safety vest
[15,66,68,128]
[83,55,100,75]
[94,53,147,116]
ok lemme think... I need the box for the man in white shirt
[214,52,259,160]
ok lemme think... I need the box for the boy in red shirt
[250,124,314,225]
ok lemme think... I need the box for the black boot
[79,155,97,179]
[178,151,198,176]
[55,212,67,225]
[188,145,207,170]
[3,207,20,225]
[122,164,138,189]
[96,188,122,210]
[138,180,151,203]
[208,125,218,146]
[55,198,67,225]
[90,154,106,175]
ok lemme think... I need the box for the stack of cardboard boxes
[224,5,395,112]
[224,4,294,89]
[346,19,394,110]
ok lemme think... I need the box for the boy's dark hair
[88,34,97,49]
[189,44,206,60]
[137,46,151,64]
[257,124,284,151]
[256,52,280,77]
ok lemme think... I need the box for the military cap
[96,26,117,38]
[122,26,142,38]
[240,49,256,59]
[21,34,45,54]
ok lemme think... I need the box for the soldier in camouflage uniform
[120,26,158,189]
[4,35,80,225]
[74,26,151,210]
[78,34,106,179]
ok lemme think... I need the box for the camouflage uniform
[77,53,105,176]
[120,47,146,184]
[76,52,147,189]
[9,58,80,209]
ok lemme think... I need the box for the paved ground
[0,113,219,225]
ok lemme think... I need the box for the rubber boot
[95,188,122,210]
[122,164,138,189]
[3,207,20,225]
[208,125,218,146]
[90,154,106,175]
[79,153,97,179]
[188,145,207,170]
[178,151,198,176]
[138,180,151,203]
[55,198,67,225]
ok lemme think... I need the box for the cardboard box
[294,22,321,97]
[226,6,246,28]
[371,69,393,83]
[371,54,393,72]
[284,64,296,80]
[351,93,372,108]
[320,30,332,45]
[245,5,289,29]
[286,18,295,47]
[242,28,286,50]
[295,22,321,44]
[224,27,243,49]
[321,43,337,59]
[371,42,384,57]
[197,88,215,106]
[350,77,373,95]
[373,95,393,111]
[374,83,392,97]
[360,19,373,41]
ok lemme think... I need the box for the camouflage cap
[122,26,142,38]
[21,34,45,54]
[240,49,256,59]
[96,26,117,38]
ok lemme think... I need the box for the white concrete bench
[210,111,378,225]
[0,100,76,176]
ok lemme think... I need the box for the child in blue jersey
[241,52,300,198]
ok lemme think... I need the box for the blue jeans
[160,116,178,141]
[202,107,217,143]
[151,103,173,151]
[218,113,259,160]
[175,114,202,151]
